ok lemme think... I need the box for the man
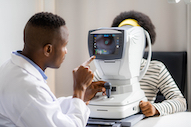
[0,12,105,127]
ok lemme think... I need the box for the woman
[94,10,187,117]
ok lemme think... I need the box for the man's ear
[44,44,52,57]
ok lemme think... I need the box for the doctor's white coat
[0,53,90,127]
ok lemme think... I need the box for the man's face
[49,25,69,68]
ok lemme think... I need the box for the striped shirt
[140,59,186,116]
[94,59,187,116]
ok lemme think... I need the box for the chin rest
[143,51,187,103]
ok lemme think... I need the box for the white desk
[87,112,191,127]
[133,112,191,127]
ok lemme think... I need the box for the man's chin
[49,65,61,69]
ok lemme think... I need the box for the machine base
[88,88,147,119]
[88,96,147,119]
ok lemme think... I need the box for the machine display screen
[93,34,119,55]
[88,28,124,60]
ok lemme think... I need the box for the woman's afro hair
[111,10,156,46]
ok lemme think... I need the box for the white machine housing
[88,26,152,119]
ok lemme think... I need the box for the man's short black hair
[111,10,156,47]
[28,12,66,29]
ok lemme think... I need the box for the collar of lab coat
[11,53,47,83]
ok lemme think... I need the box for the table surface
[133,112,191,127]
[87,112,191,127]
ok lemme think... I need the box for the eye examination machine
[87,24,152,120]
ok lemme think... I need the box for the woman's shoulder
[142,59,166,69]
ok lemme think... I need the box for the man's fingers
[92,81,106,87]
[82,56,96,66]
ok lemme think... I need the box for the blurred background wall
[0,0,190,110]
[0,0,56,94]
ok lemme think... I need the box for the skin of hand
[72,56,95,101]
[84,81,106,103]
[139,100,159,117]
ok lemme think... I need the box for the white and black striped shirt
[94,59,187,116]
[140,59,186,116]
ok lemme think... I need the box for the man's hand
[72,56,95,101]
[139,100,159,117]
[84,81,106,102]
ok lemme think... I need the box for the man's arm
[16,87,90,127]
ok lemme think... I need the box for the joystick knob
[104,82,112,98]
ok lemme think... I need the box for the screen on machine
[93,34,120,55]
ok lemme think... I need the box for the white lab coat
[0,53,90,127]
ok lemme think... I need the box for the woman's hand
[139,100,159,117]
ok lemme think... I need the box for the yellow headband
[118,19,140,27]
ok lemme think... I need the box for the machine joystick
[104,82,112,98]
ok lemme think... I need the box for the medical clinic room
[0,0,191,127]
